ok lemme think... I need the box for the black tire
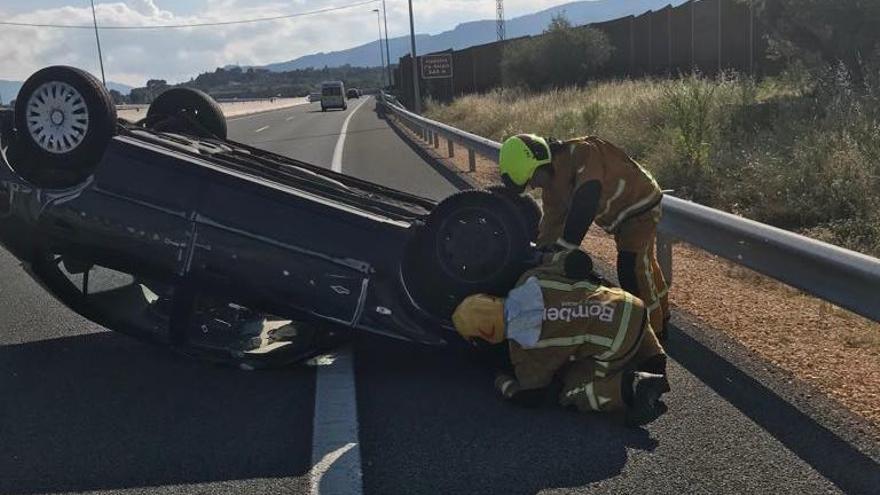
[147,87,227,139]
[486,185,542,242]
[404,190,530,318]
[13,66,116,187]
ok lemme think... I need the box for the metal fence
[395,0,768,108]
[379,95,880,323]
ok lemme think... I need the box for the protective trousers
[558,322,665,413]
[615,206,669,337]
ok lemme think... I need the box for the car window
[322,87,342,96]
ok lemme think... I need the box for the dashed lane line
[330,96,370,173]
[308,347,363,495]
[254,125,270,133]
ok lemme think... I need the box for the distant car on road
[307,92,321,103]
[346,88,360,99]
[0,65,539,366]
[320,81,347,112]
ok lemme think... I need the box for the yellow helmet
[452,294,506,344]
[498,134,552,186]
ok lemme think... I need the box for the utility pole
[89,0,107,86]
[373,9,387,88]
[496,0,506,41]
[407,0,421,113]
[382,0,393,88]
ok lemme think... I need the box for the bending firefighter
[452,250,670,426]
[498,134,670,337]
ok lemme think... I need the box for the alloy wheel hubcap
[26,81,90,154]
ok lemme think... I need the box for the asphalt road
[1,97,878,494]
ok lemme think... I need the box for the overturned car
[0,66,540,365]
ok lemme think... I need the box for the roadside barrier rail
[379,94,880,323]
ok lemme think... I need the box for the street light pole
[89,0,107,86]
[372,9,387,88]
[407,0,421,113]
[382,0,392,88]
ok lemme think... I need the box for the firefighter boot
[623,371,670,427]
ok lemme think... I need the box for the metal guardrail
[379,94,880,323]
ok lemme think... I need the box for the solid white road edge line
[309,347,363,495]
[331,96,370,173]
[225,100,308,122]
[254,125,270,133]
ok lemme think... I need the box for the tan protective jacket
[537,136,662,247]
[507,266,649,391]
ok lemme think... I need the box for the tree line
[125,65,386,104]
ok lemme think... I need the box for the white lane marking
[331,96,370,173]
[286,115,296,121]
[309,347,363,495]
[254,125,270,133]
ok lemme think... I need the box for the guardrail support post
[657,232,673,287]
[433,133,440,148]
[447,139,455,158]
[468,149,476,172]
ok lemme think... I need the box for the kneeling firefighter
[452,250,670,426]
[498,134,670,338]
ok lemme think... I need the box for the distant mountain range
[263,0,687,71]
[0,79,133,104]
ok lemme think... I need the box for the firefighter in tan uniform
[452,250,670,426]
[498,134,670,338]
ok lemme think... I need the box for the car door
[189,172,370,324]
[42,138,199,279]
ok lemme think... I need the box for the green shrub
[501,15,612,90]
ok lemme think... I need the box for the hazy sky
[0,0,593,85]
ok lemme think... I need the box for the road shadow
[373,104,476,191]
[665,319,880,495]
[354,334,655,495]
[0,331,314,494]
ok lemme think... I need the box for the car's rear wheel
[403,190,531,319]
[12,66,116,188]
[147,87,227,139]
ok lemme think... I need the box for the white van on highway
[320,81,347,112]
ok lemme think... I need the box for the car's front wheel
[403,190,531,319]
[12,66,117,188]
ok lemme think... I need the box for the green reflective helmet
[499,134,552,186]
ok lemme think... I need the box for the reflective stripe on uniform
[500,379,517,396]
[531,333,614,349]
[596,178,626,224]
[596,292,634,360]
[595,370,607,378]
[607,191,662,231]
[566,382,600,410]
[644,251,660,305]
[555,238,581,250]
[538,278,630,295]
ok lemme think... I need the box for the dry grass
[426,71,880,257]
